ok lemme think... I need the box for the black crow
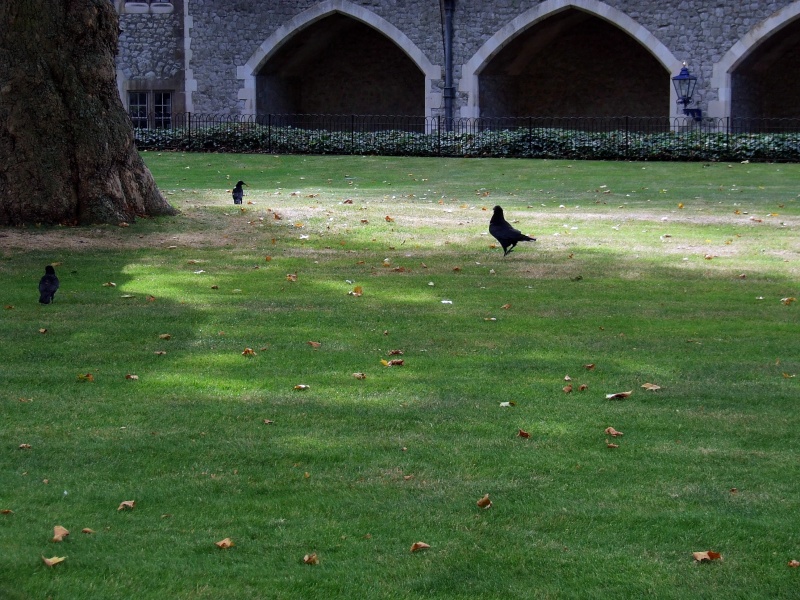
[38,265,59,304]
[232,180,247,204]
[489,205,536,256]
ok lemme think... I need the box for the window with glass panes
[127,91,172,128]
[154,92,172,129]
[128,92,148,128]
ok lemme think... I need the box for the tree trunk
[0,0,176,225]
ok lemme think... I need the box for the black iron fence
[131,113,800,162]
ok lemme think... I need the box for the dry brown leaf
[39,328,48,334]
[1,509,14,514]
[781,297,796,305]
[77,373,94,382]
[693,551,722,562]
[146,295,156,302]
[606,391,633,400]
[102,282,116,287]
[388,349,404,356]
[349,285,364,297]
[81,528,95,534]
[788,559,800,568]
[410,541,431,552]
[52,526,70,542]
[641,383,661,391]
[42,555,66,567]
[154,350,167,355]
[263,419,275,425]
[159,333,172,340]
[242,347,256,356]
[501,303,511,309]
[564,375,572,381]
[352,372,367,380]
[294,384,310,390]
[307,341,321,349]
[517,429,531,439]
[125,374,139,380]
[381,359,404,367]
[563,384,573,394]
[606,440,620,449]
[117,500,136,511]
[476,494,492,509]
[579,384,588,392]
[303,553,319,565]
[604,427,624,437]
[584,363,596,370]
[286,273,298,282]
[385,215,395,222]
[215,538,234,549]
[19,443,31,450]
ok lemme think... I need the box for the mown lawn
[1,154,798,599]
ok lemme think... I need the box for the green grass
[1,154,799,599]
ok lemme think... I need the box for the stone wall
[114,0,800,119]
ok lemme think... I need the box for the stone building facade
[112,0,800,123]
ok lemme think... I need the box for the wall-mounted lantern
[672,63,702,121]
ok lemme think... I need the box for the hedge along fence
[132,114,800,162]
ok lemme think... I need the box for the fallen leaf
[242,347,256,356]
[303,553,319,565]
[77,373,94,382]
[606,440,620,449]
[146,295,156,302]
[781,297,796,305]
[294,384,310,390]
[501,303,511,309]
[517,429,530,438]
[349,285,363,297]
[263,419,275,425]
[307,341,321,349]
[499,401,516,407]
[564,375,572,381]
[476,494,492,509]
[120,294,135,298]
[159,333,172,340]
[215,538,234,549]
[385,215,394,222]
[584,364,595,370]
[102,282,117,287]
[604,427,624,437]
[154,350,167,355]
[388,349,404,356]
[410,541,431,552]
[286,274,298,282]
[563,384,573,394]
[578,384,588,392]
[39,328,48,334]
[641,383,661,391]
[81,528,95,534]
[42,555,66,567]
[352,372,367,380]
[381,359,404,367]
[789,560,800,568]
[1,509,14,515]
[19,443,31,450]
[606,391,633,400]
[117,500,135,511]
[693,551,722,562]
[52,525,70,542]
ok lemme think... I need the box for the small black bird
[489,205,536,256]
[38,265,60,304]
[232,180,247,204]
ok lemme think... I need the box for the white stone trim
[710,1,800,119]
[237,0,441,116]
[183,5,196,112]
[459,0,682,118]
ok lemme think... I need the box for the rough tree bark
[0,0,176,225]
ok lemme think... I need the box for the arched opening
[255,13,423,116]
[731,18,800,118]
[478,8,668,118]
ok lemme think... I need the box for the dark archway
[478,8,668,118]
[256,13,423,116]
[731,17,800,119]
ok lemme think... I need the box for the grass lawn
[1,154,798,599]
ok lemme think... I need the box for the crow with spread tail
[232,180,247,205]
[489,205,536,256]
[39,265,59,304]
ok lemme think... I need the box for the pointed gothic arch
[458,0,683,118]
[710,1,800,118]
[237,0,441,116]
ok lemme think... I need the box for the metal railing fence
[131,113,800,161]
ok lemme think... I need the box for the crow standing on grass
[38,265,59,304]
[489,205,536,256]
[232,180,247,205]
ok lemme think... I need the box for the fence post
[268,114,272,154]
[437,116,441,156]
[625,116,629,160]
[187,112,191,147]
